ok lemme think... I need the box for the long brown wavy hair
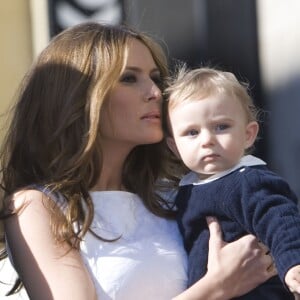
[0,23,179,292]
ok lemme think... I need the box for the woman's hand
[172,217,276,300]
[206,216,276,298]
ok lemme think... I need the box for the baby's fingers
[287,278,300,294]
[285,266,300,294]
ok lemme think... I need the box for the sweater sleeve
[223,166,300,282]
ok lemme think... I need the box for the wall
[0,1,32,140]
[257,0,300,197]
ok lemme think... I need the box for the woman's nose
[144,82,162,102]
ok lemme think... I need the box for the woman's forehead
[125,39,157,68]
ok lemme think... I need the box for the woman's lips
[141,111,161,121]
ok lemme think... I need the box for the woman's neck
[91,172,125,191]
[91,141,134,191]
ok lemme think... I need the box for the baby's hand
[285,265,300,295]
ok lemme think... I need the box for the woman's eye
[120,74,136,83]
[151,76,163,87]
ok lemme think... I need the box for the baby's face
[167,92,256,179]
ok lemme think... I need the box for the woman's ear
[245,121,259,149]
[166,137,181,158]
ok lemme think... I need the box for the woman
[0,22,275,299]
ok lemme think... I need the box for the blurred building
[1,0,300,202]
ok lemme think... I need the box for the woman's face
[100,38,163,149]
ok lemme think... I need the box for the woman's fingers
[237,236,277,278]
[206,216,223,248]
[256,241,277,276]
[258,241,270,254]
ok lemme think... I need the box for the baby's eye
[187,129,199,136]
[215,124,230,132]
[120,73,136,83]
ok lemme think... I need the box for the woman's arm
[173,217,276,300]
[4,189,97,300]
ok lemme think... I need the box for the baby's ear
[166,137,181,158]
[245,121,259,149]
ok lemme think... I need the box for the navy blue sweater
[176,165,300,299]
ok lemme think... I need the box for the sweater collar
[179,155,266,186]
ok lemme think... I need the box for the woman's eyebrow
[124,66,160,74]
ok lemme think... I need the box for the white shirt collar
[179,155,266,186]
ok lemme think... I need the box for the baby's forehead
[168,88,223,109]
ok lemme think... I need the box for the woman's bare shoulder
[8,188,50,212]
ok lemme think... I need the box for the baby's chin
[196,166,224,178]
[196,166,230,180]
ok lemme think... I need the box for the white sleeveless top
[81,191,187,299]
[3,190,187,299]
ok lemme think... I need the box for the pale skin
[167,93,259,179]
[4,39,276,299]
[167,91,300,296]
[5,190,97,300]
[286,266,300,296]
